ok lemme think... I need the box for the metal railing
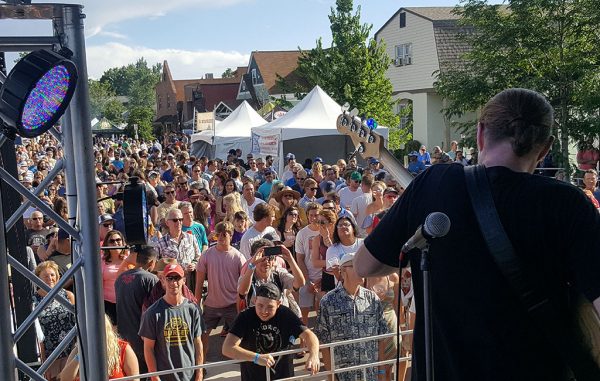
[112,330,413,381]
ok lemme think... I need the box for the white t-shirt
[239,226,280,260]
[351,193,373,238]
[325,238,364,271]
[338,186,363,210]
[294,226,321,281]
[244,169,259,180]
[242,197,266,223]
[281,169,295,183]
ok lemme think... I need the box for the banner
[195,111,214,132]
[251,132,279,156]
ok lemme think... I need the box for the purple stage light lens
[21,65,71,132]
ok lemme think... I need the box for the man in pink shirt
[195,221,246,359]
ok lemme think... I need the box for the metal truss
[0,3,107,380]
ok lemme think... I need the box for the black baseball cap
[255,283,281,301]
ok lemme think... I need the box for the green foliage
[435,0,600,173]
[97,58,162,140]
[221,68,235,78]
[126,106,155,141]
[279,0,406,145]
[88,79,126,124]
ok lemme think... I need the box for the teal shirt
[182,222,208,250]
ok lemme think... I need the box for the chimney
[205,73,214,80]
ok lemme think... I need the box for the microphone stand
[420,244,434,381]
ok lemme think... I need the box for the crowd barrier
[112,330,413,381]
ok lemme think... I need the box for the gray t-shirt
[115,268,159,355]
[139,298,202,381]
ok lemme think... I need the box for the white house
[375,7,473,150]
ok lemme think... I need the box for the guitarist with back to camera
[355,88,600,381]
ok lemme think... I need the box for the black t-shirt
[115,268,159,355]
[229,305,306,381]
[26,228,49,250]
[365,163,600,381]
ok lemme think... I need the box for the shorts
[202,304,238,332]
[299,282,319,308]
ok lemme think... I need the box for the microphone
[401,212,451,254]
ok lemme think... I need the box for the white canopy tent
[250,85,388,174]
[190,101,265,159]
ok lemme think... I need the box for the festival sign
[251,132,279,156]
[195,111,214,132]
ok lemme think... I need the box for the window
[394,43,413,66]
[166,94,171,108]
[251,68,259,85]
[399,12,406,28]
[398,102,412,130]
[158,95,162,110]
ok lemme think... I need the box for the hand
[280,245,293,263]
[305,352,321,375]
[186,263,196,272]
[257,353,275,367]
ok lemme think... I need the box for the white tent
[251,85,387,173]
[190,101,266,159]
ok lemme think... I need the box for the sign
[251,132,279,156]
[195,111,214,132]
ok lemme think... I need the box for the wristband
[253,352,260,364]
[248,263,256,271]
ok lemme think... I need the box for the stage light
[0,49,78,138]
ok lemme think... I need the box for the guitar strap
[464,165,600,380]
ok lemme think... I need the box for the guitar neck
[378,148,414,189]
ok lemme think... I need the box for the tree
[88,79,126,124]
[221,68,235,78]
[279,0,409,150]
[435,0,600,174]
[99,58,162,139]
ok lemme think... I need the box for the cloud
[97,31,128,40]
[78,0,251,37]
[86,42,249,79]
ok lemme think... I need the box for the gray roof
[404,7,461,21]
[434,24,473,73]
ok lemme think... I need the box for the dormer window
[251,68,259,85]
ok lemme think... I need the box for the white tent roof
[251,85,342,140]
[191,101,265,144]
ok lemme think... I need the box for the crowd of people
[20,133,415,381]
[19,105,599,381]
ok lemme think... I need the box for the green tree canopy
[435,0,600,172]
[221,68,235,78]
[279,0,409,150]
[88,79,125,124]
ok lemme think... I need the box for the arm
[193,336,204,381]
[310,236,326,269]
[281,246,305,290]
[238,250,263,296]
[150,205,158,226]
[194,270,206,305]
[143,338,160,381]
[59,346,80,381]
[66,290,76,305]
[299,329,320,375]
[122,343,140,381]
[354,243,397,277]
[222,333,275,367]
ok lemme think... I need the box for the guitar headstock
[336,112,384,159]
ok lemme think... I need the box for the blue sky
[2,0,503,79]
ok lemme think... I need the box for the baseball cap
[339,252,356,267]
[408,151,419,157]
[285,153,296,160]
[264,168,274,175]
[163,264,185,278]
[246,153,254,159]
[369,158,380,164]
[383,187,400,195]
[228,149,237,155]
[255,283,281,301]
[320,180,336,194]
[98,214,115,225]
[350,171,362,181]
[148,170,160,178]
[314,157,323,163]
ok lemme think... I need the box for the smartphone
[264,246,282,257]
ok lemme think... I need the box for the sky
[1,0,504,80]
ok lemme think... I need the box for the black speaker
[123,177,148,245]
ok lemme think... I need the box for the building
[154,61,246,132]
[236,50,307,109]
[375,7,473,150]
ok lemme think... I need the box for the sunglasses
[297,177,306,181]
[176,184,188,189]
[169,218,184,222]
[165,275,182,282]
[103,223,114,228]
[309,187,319,191]
[108,238,122,244]
[289,213,299,217]
[165,191,175,195]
